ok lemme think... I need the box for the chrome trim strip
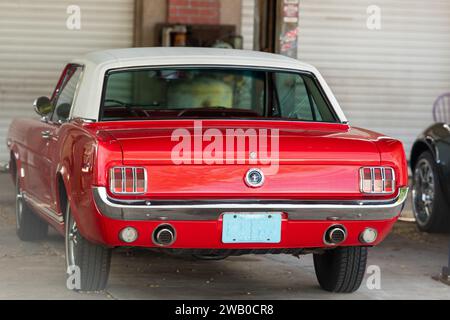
[371,168,375,193]
[92,187,409,222]
[22,193,64,223]
[121,168,126,193]
[133,168,137,193]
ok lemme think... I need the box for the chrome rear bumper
[92,187,409,222]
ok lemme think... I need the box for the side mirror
[33,96,52,116]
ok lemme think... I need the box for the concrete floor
[0,173,449,300]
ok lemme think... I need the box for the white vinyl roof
[74,47,317,71]
[70,47,347,122]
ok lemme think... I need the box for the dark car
[410,123,450,232]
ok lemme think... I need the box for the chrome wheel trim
[15,186,23,231]
[412,158,435,227]
[65,206,78,268]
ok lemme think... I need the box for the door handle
[41,130,52,139]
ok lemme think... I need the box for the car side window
[51,66,82,123]
[274,73,334,122]
[274,73,314,121]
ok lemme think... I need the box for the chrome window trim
[99,66,342,124]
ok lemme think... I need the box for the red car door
[23,65,72,205]
[27,64,82,218]
[23,118,55,203]
[44,65,84,215]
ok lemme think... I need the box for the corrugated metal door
[0,0,134,162]
[298,0,450,156]
[241,0,256,50]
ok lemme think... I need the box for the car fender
[411,123,450,201]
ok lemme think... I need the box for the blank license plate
[222,213,282,244]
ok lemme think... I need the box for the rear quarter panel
[375,138,408,188]
[55,122,123,243]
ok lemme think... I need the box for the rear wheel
[412,151,450,233]
[65,203,112,292]
[313,247,368,293]
[15,172,48,241]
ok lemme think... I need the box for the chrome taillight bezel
[360,167,396,195]
[109,167,148,195]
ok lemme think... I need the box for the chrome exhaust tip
[324,225,347,246]
[152,224,176,246]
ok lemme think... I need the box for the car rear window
[100,67,338,123]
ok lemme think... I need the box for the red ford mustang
[7,48,408,293]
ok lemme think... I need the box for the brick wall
[168,0,221,25]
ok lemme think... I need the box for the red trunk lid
[98,120,382,200]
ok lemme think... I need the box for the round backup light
[119,227,139,243]
[360,228,378,244]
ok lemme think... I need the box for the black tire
[65,203,112,292]
[15,172,48,241]
[412,151,450,233]
[192,254,229,261]
[313,247,368,293]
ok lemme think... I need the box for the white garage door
[241,0,256,50]
[298,0,450,157]
[0,0,135,162]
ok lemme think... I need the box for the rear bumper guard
[92,187,409,222]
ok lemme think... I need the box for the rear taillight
[360,167,396,194]
[110,167,147,194]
